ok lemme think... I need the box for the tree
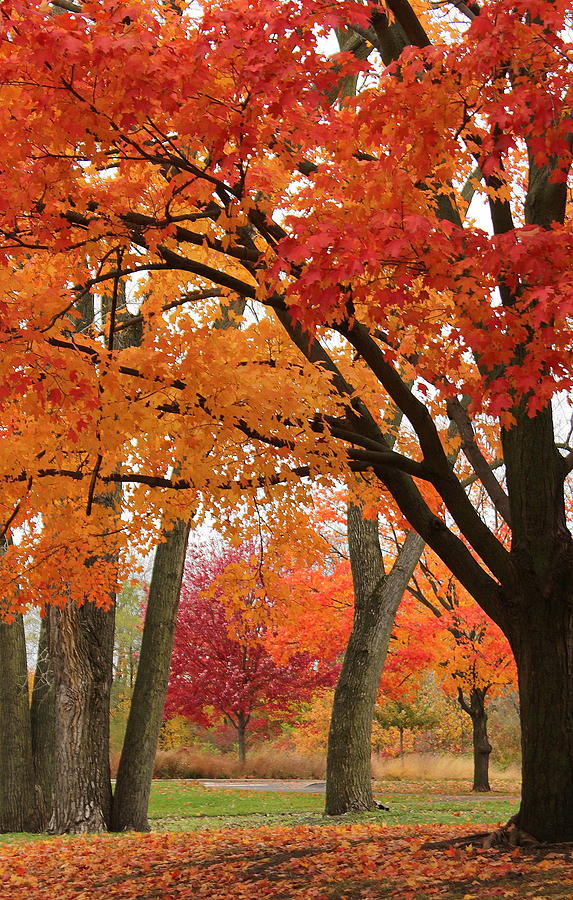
[0,614,40,833]
[1,0,573,841]
[256,485,425,813]
[374,696,440,759]
[325,502,424,814]
[111,519,190,831]
[408,559,517,791]
[165,540,339,763]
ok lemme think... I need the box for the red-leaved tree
[165,540,340,762]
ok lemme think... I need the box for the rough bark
[46,294,139,834]
[509,597,573,841]
[111,518,191,831]
[498,398,573,840]
[325,506,423,816]
[457,687,492,792]
[0,615,41,833]
[30,610,56,825]
[47,601,115,833]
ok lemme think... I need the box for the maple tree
[374,695,440,757]
[268,480,426,815]
[407,557,517,791]
[0,0,572,842]
[165,539,340,763]
[111,517,191,832]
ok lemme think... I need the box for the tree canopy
[1,0,573,841]
[165,539,340,759]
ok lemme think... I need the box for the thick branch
[269,308,506,623]
[446,397,511,525]
[344,447,428,479]
[385,0,432,48]
[336,319,513,587]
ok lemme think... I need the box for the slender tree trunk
[0,615,40,833]
[111,518,191,831]
[112,296,243,830]
[457,687,491,792]
[325,505,423,816]
[471,716,491,793]
[30,610,55,825]
[47,601,115,833]
[237,713,248,766]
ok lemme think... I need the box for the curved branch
[446,397,511,525]
[336,319,513,587]
[269,306,506,623]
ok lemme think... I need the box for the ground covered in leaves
[1,823,572,899]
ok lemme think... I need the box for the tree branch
[385,0,432,48]
[268,307,506,623]
[335,319,514,588]
[446,397,511,525]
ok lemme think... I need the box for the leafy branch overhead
[1,0,573,843]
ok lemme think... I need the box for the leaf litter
[1,823,572,899]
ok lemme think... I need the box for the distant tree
[165,541,339,763]
[374,696,440,759]
[406,558,517,790]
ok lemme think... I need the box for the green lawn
[148,780,519,832]
[0,780,520,843]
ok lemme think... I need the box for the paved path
[199,779,328,793]
[197,779,519,800]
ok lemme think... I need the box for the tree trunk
[47,601,115,833]
[325,505,423,816]
[500,402,573,840]
[457,687,491,792]
[237,713,248,766]
[0,615,40,833]
[30,610,56,826]
[471,715,491,793]
[111,518,191,831]
[510,598,573,841]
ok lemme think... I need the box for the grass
[148,780,520,833]
[371,752,520,785]
[138,746,328,780]
[0,769,521,843]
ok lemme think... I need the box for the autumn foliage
[0,0,569,610]
[1,0,573,843]
[394,559,517,706]
[165,541,341,752]
[1,824,573,900]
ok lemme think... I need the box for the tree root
[481,816,538,849]
[422,816,539,851]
